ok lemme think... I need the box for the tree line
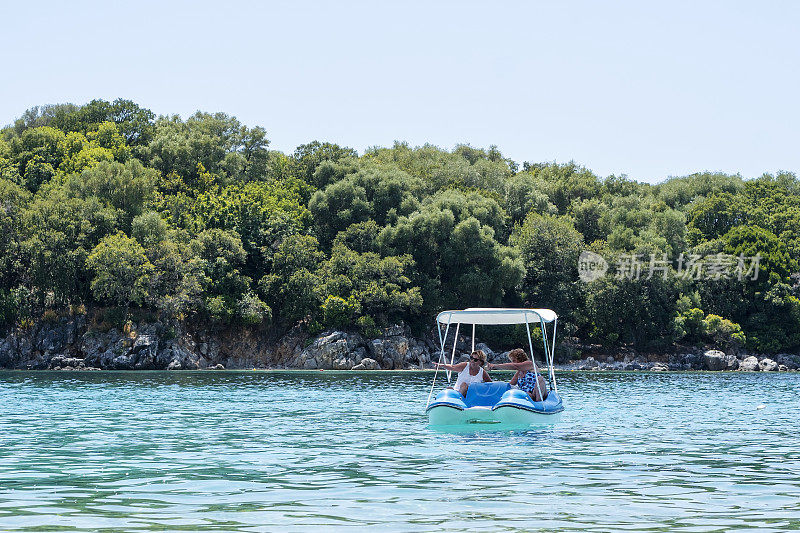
[1,99,798,353]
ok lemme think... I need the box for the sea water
[0,370,798,531]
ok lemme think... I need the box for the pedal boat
[425,308,564,428]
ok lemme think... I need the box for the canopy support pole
[539,318,550,386]
[427,316,451,408]
[524,317,546,404]
[448,323,461,382]
[471,324,476,353]
[550,319,559,393]
[540,319,556,394]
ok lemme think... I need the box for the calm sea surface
[0,370,798,532]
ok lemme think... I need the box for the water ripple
[0,370,799,531]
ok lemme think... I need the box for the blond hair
[471,349,487,363]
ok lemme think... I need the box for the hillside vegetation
[1,99,799,353]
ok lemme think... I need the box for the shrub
[321,295,355,329]
[237,293,272,325]
[356,315,381,338]
[205,296,233,322]
[703,314,746,352]
[674,307,746,352]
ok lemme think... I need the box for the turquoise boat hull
[426,382,564,428]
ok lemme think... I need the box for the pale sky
[1,0,798,183]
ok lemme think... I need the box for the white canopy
[436,308,557,325]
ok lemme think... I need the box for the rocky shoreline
[1,316,798,372]
[559,351,799,372]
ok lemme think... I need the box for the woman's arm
[509,370,520,385]
[434,361,467,372]
[482,368,492,382]
[487,361,533,371]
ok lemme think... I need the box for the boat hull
[426,387,564,429]
[428,404,561,427]
[493,405,563,426]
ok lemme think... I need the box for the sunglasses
[470,357,484,365]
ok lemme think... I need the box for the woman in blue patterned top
[487,348,548,401]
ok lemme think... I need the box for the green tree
[8,104,80,136]
[527,161,602,214]
[57,131,115,174]
[687,193,747,245]
[512,213,584,322]
[584,275,683,350]
[309,166,422,246]
[132,211,169,247]
[290,141,358,186]
[569,198,605,244]
[144,233,204,318]
[0,179,30,299]
[190,228,269,324]
[260,234,325,324]
[64,160,158,229]
[364,142,514,195]
[50,99,156,146]
[87,121,131,162]
[10,126,66,191]
[131,212,204,317]
[144,111,270,187]
[87,232,153,310]
[505,172,556,222]
[332,221,381,254]
[318,242,423,327]
[379,190,523,315]
[182,180,311,279]
[21,188,117,305]
[656,172,744,209]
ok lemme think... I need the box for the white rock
[739,356,760,371]
[759,358,778,372]
[702,350,727,371]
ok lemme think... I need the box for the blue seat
[464,381,511,408]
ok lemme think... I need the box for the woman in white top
[435,350,492,397]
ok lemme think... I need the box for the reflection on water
[0,370,798,531]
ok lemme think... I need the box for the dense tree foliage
[512,213,584,330]
[1,99,799,354]
[87,232,153,309]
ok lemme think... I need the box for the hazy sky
[1,0,798,183]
